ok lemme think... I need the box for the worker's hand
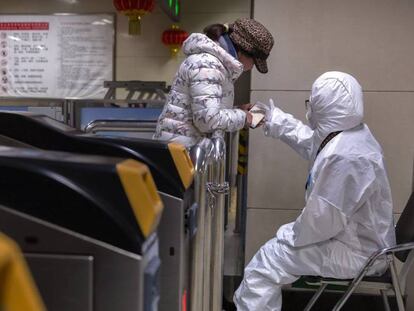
[255,98,276,121]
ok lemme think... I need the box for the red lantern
[162,25,189,57]
[113,0,155,35]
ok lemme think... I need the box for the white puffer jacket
[154,33,247,147]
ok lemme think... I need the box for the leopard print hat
[229,18,274,74]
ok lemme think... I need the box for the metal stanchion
[209,131,229,311]
[189,132,229,311]
[203,168,213,311]
[189,139,212,311]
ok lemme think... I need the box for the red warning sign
[0,22,49,31]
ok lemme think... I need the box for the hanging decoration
[159,0,181,23]
[161,25,188,57]
[113,0,155,35]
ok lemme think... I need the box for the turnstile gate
[0,111,195,311]
[0,147,163,311]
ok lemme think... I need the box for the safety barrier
[85,119,157,133]
[189,138,212,311]
[0,80,168,128]
[190,131,229,311]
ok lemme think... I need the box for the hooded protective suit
[234,71,396,311]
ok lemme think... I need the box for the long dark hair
[203,23,229,41]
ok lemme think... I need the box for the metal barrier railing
[209,132,229,311]
[0,80,168,128]
[190,138,213,311]
[190,131,229,311]
[0,97,163,128]
[84,119,157,134]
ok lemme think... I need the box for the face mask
[306,106,317,129]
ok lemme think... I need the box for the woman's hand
[239,103,254,111]
[244,111,253,128]
[238,103,254,129]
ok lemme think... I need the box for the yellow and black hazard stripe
[237,129,249,175]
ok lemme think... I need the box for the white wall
[247,0,414,308]
[0,0,250,85]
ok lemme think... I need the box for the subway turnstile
[0,111,195,311]
[0,147,163,311]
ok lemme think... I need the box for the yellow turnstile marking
[116,159,163,238]
[168,143,194,189]
[0,233,46,311]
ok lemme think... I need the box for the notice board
[0,14,114,99]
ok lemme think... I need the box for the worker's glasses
[305,99,310,110]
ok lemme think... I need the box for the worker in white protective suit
[234,71,396,311]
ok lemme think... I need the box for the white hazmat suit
[234,71,396,311]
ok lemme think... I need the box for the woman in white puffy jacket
[154,18,274,147]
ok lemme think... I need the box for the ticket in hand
[249,104,266,128]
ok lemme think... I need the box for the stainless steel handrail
[208,131,229,311]
[84,119,157,134]
[0,90,166,128]
[65,99,164,128]
[189,131,229,311]
[190,138,213,311]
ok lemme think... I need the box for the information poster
[0,14,114,98]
